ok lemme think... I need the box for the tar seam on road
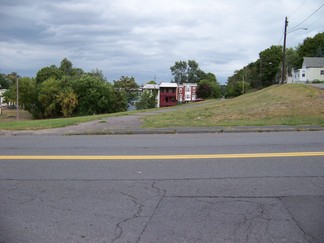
[0,152,324,160]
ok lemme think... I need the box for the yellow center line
[0,152,324,160]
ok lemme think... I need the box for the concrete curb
[64,126,324,135]
[2,125,323,136]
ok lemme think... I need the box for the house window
[179,88,182,93]
[302,74,305,77]
[321,70,324,75]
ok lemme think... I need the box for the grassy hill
[143,84,324,127]
[1,84,323,130]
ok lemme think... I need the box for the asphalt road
[0,131,323,243]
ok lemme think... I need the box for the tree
[170,60,203,84]
[285,48,299,75]
[60,58,74,76]
[187,60,200,83]
[225,81,250,98]
[36,65,62,84]
[17,77,38,113]
[71,74,119,115]
[56,87,78,117]
[197,79,221,99]
[259,45,282,87]
[111,89,128,112]
[170,61,188,84]
[37,78,62,118]
[113,76,139,103]
[0,73,11,89]
[136,90,157,110]
[296,32,324,67]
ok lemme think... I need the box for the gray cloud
[1,0,323,83]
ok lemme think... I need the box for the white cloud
[0,0,323,83]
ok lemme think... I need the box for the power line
[290,2,324,31]
[278,0,311,45]
[289,0,309,19]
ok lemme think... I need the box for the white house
[292,57,324,83]
[142,83,160,108]
[178,83,197,103]
[0,89,7,107]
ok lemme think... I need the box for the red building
[159,82,178,107]
[142,82,199,108]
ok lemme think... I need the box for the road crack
[111,190,144,243]
[135,181,166,243]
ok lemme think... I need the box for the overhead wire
[289,2,324,32]
[288,0,309,19]
[277,0,310,45]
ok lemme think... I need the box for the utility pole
[242,74,245,94]
[16,76,19,120]
[281,16,288,84]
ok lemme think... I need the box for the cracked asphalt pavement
[0,133,323,242]
[1,178,323,242]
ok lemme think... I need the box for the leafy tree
[187,60,200,83]
[225,81,250,98]
[113,76,139,103]
[2,76,38,113]
[3,87,15,104]
[296,32,324,67]
[111,89,128,112]
[36,65,62,84]
[147,80,157,84]
[71,74,118,115]
[170,61,188,84]
[56,87,78,117]
[38,78,62,118]
[170,60,203,84]
[136,90,158,110]
[59,58,74,76]
[285,48,299,73]
[0,73,11,89]
[17,77,38,113]
[197,79,221,99]
[259,45,282,87]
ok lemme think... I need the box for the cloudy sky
[1,0,323,84]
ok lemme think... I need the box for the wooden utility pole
[281,17,288,84]
[16,76,19,120]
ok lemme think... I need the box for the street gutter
[1,125,323,136]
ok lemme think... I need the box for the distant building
[142,83,160,108]
[178,83,197,103]
[141,82,200,108]
[0,89,7,107]
[159,82,178,107]
[292,57,324,83]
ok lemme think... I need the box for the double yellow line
[0,152,324,160]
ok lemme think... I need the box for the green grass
[143,84,324,128]
[0,111,132,130]
[1,84,323,131]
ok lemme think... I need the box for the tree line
[1,58,222,119]
[226,32,324,97]
[1,59,139,118]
